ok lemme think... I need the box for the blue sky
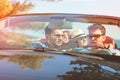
[18,0,120,17]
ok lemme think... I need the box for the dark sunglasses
[87,34,103,38]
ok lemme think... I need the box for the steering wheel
[84,44,104,49]
[84,44,113,55]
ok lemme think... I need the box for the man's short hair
[45,26,53,35]
[88,23,106,35]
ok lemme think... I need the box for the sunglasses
[87,34,104,38]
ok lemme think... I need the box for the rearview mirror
[48,18,72,29]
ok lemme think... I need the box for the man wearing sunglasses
[87,23,120,56]
[87,23,115,49]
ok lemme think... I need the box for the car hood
[0,49,120,80]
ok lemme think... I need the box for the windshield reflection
[58,59,120,80]
[0,54,53,70]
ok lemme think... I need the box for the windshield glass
[1,14,120,51]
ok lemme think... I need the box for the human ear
[46,34,49,39]
[102,36,106,41]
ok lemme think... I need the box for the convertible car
[0,13,120,80]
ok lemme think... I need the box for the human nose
[59,35,63,39]
[91,36,96,40]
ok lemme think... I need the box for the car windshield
[1,13,120,50]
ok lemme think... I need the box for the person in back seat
[62,30,71,44]
[70,29,87,47]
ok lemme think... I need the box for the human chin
[56,41,62,46]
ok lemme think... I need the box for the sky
[18,0,120,17]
